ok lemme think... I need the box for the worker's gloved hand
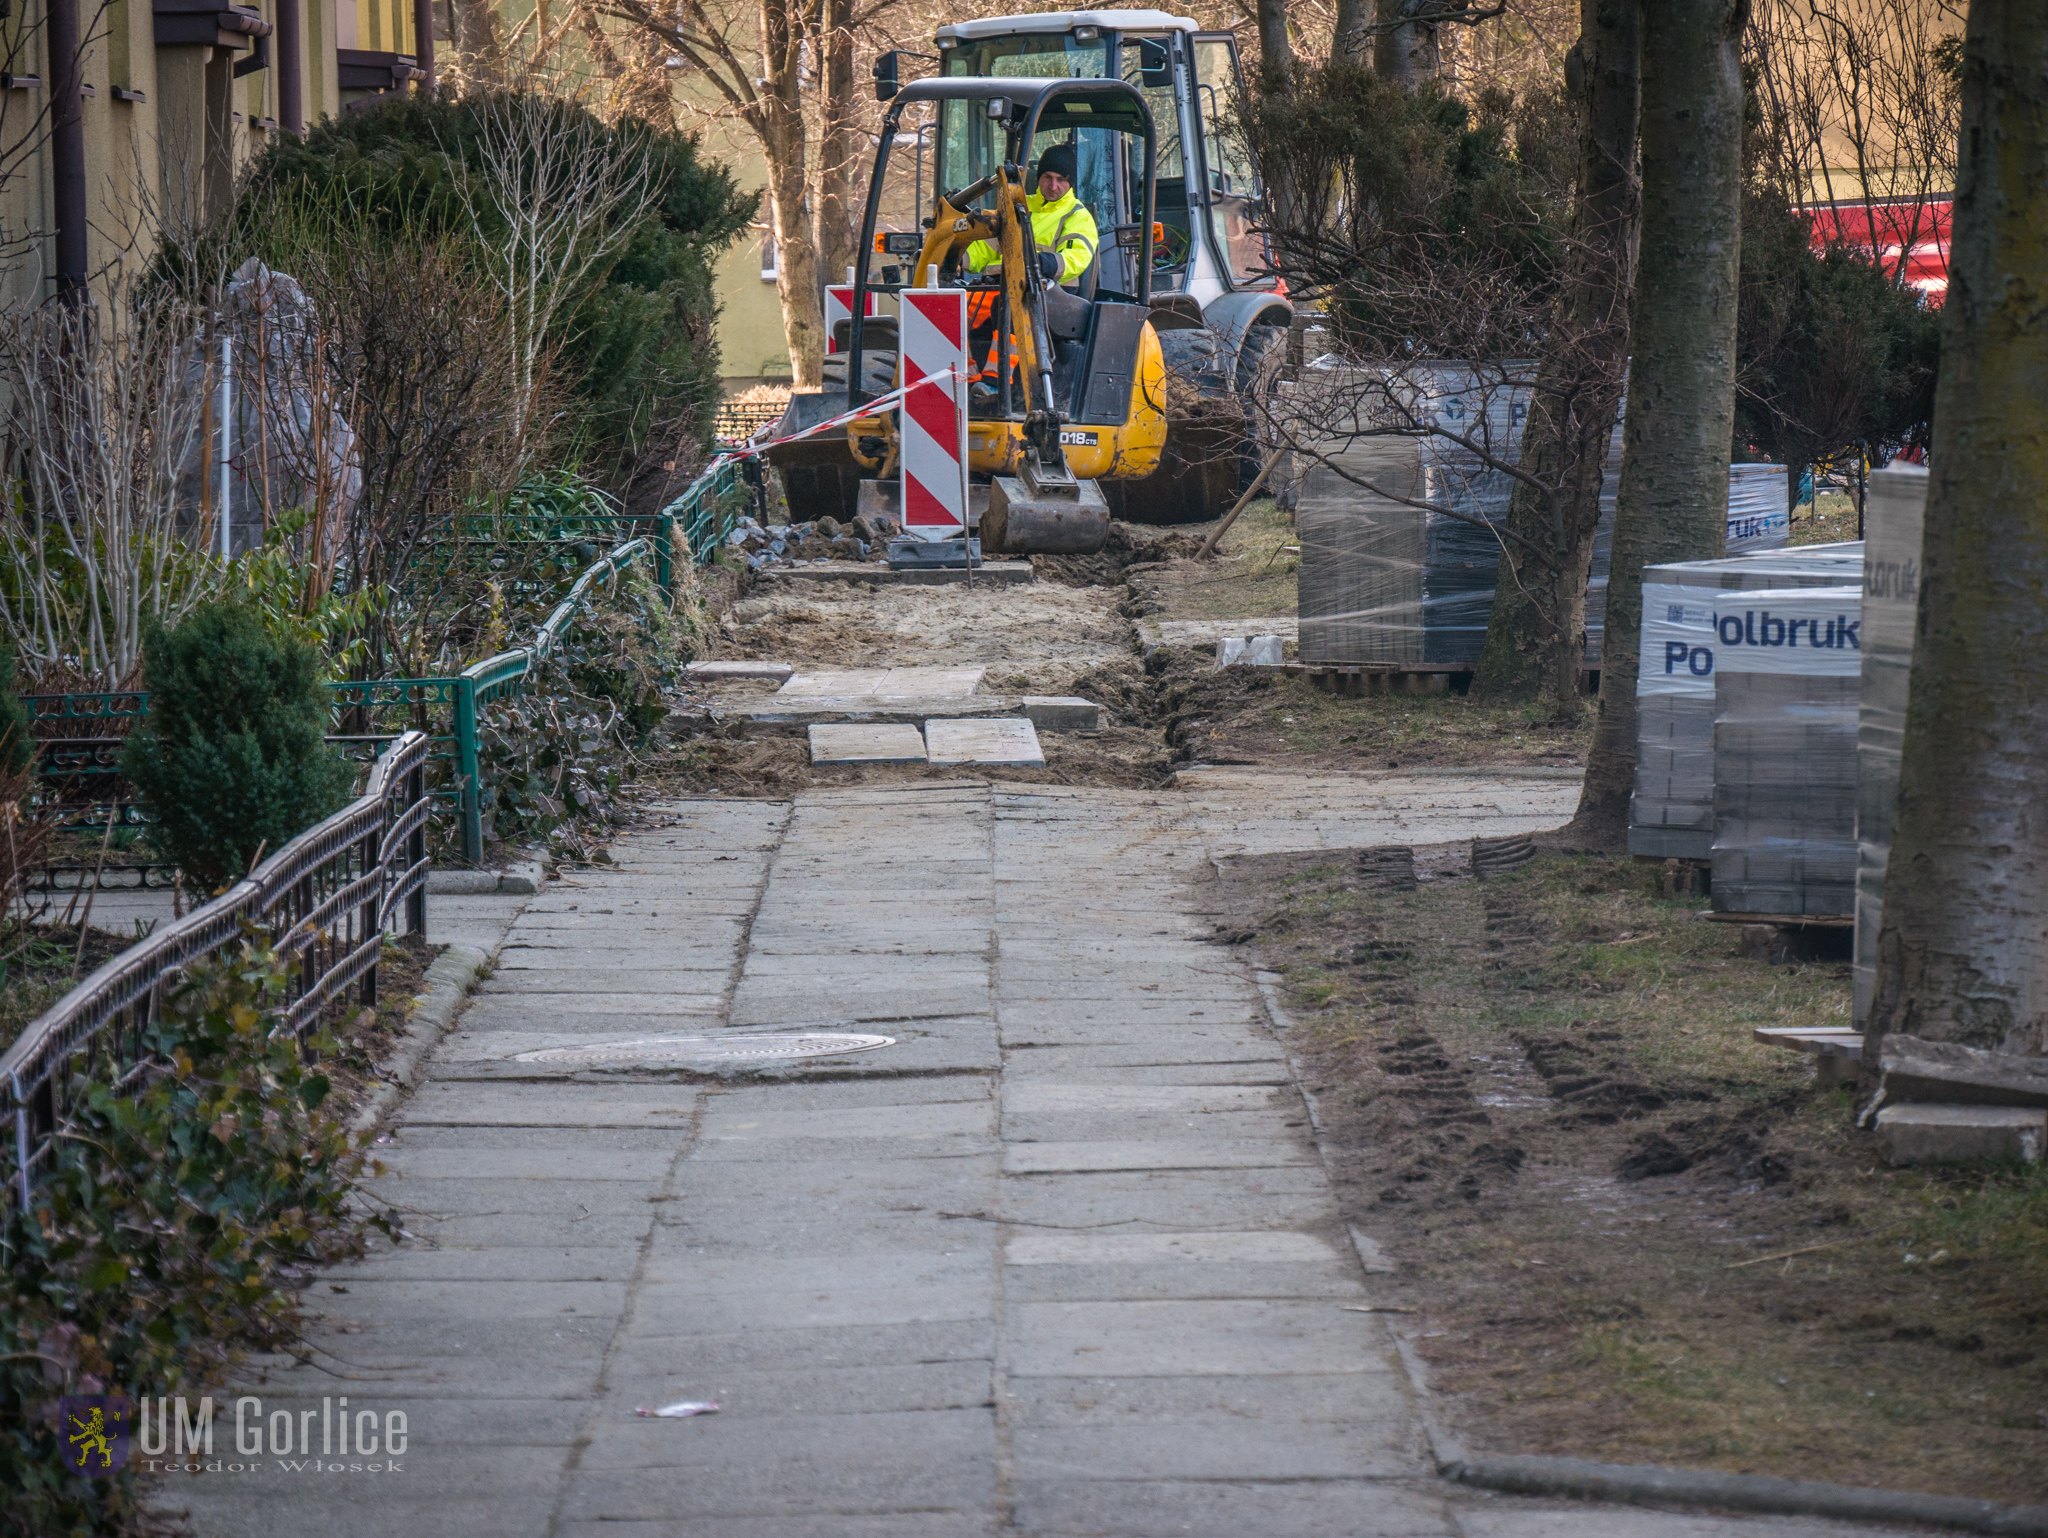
[1036,251,1061,281]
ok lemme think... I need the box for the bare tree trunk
[1865,1,2048,1073]
[1471,0,1640,709]
[1376,0,1441,89]
[814,0,859,298]
[1566,0,1746,848]
[765,105,824,389]
[452,0,504,84]
[1333,0,1374,62]
[1255,0,1293,84]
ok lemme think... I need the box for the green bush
[121,603,354,891]
[205,90,755,498]
[0,642,32,776]
[0,939,385,1536]
[1734,184,1941,489]
[467,561,687,863]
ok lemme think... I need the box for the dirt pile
[1033,522,1206,588]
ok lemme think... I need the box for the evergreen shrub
[121,603,353,890]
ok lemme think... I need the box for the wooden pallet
[1699,910,1853,929]
[1293,665,1459,697]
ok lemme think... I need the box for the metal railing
[27,532,678,868]
[0,731,433,1208]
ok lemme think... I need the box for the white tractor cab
[872,10,1294,522]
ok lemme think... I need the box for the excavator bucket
[981,476,1111,555]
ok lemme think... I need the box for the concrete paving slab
[1002,1259,1369,1304]
[559,1409,997,1518]
[807,721,930,764]
[779,666,986,698]
[632,1281,993,1336]
[686,659,795,682]
[1012,1416,1414,1482]
[1002,1138,1320,1174]
[1007,1298,1404,1378]
[696,1098,994,1145]
[924,716,1045,767]
[558,1516,1004,1538]
[396,1083,705,1128]
[1012,1476,1457,1537]
[1003,1371,1421,1436]
[1006,1228,1345,1265]
[616,1318,996,1375]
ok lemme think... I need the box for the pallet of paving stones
[1628,543,1865,861]
[1709,586,1864,919]
[1853,465,1927,1028]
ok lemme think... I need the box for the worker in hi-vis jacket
[965,142,1098,289]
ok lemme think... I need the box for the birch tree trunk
[1471,0,1640,710]
[1565,0,1746,848]
[1865,0,2048,1071]
[1375,1,1440,89]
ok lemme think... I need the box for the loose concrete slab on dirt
[807,722,929,764]
[779,665,986,698]
[171,777,1925,1538]
[924,716,1045,766]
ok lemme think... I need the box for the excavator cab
[841,77,1170,553]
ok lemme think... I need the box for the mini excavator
[837,77,1174,556]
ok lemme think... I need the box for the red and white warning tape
[706,367,970,471]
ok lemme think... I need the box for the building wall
[703,128,786,390]
[0,0,417,308]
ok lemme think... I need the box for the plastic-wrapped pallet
[1630,545,1863,860]
[1295,366,1536,666]
[1298,372,1782,670]
[1710,585,1865,915]
[1853,466,1928,1027]
[1726,464,1791,553]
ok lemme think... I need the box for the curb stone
[426,857,546,896]
[1244,966,2046,1536]
[1248,966,1469,1468]
[1445,1456,2048,1537]
[348,943,491,1140]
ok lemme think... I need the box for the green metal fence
[28,534,676,868]
[26,456,746,870]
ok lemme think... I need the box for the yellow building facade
[0,0,432,305]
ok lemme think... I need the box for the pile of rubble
[726,513,902,570]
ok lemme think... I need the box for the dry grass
[1156,652,1591,770]
[1212,850,2048,1502]
[1128,497,1301,625]
[1791,489,1863,545]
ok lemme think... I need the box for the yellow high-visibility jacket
[967,189,1099,285]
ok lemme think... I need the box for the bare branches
[442,90,662,449]
[1744,0,1961,288]
[0,292,214,689]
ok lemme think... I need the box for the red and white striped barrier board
[898,289,968,541]
[823,285,876,356]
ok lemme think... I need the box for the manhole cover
[511,1033,895,1067]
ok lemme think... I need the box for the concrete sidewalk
[169,773,1922,1537]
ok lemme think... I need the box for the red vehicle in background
[1807,196,1953,302]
